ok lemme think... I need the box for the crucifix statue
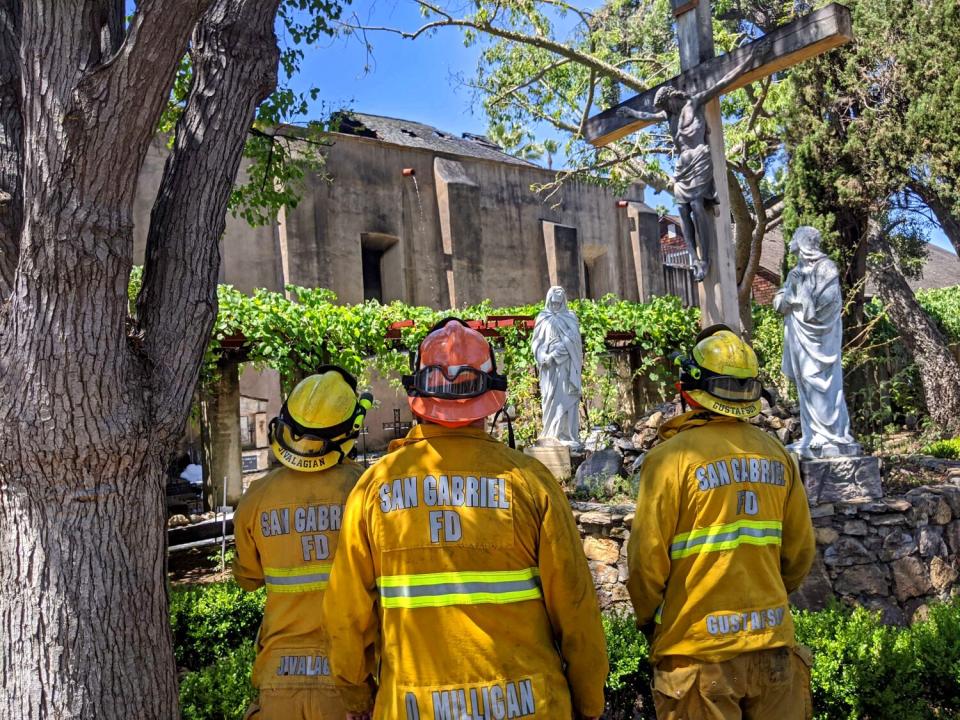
[586,1,853,328]
[616,55,752,281]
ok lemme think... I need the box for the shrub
[170,581,265,670]
[909,600,960,714]
[179,642,257,720]
[602,611,654,719]
[171,582,960,719]
[794,604,926,720]
[922,438,960,459]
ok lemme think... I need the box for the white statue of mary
[773,226,860,458]
[532,286,583,447]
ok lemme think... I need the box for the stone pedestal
[801,455,882,505]
[524,443,572,481]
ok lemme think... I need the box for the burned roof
[329,111,535,167]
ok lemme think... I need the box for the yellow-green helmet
[269,366,373,472]
[679,324,762,418]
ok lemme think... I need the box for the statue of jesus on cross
[586,2,853,327]
[616,56,751,282]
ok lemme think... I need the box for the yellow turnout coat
[233,461,364,711]
[323,423,609,719]
[627,411,815,664]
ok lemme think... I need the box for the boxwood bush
[173,582,960,719]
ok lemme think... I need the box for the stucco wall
[283,133,648,308]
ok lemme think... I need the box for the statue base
[789,440,863,459]
[800,455,882,504]
[524,442,572,482]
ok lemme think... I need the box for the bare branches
[340,0,648,92]
[137,0,282,433]
[0,0,21,300]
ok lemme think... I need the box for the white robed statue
[773,226,860,458]
[532,286,583,447]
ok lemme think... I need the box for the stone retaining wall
[573,477,960,623]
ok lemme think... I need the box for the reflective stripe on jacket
[233,461,363,691]
[626,411,815,664]
[323,422,609,718]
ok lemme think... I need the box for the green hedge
[173,582,960,719]
[170,581,265,671]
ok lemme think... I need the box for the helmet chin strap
[490,407,515,449]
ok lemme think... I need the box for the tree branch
[908,180,960,256]
[73,0,212,195]
[0,0,21,300]
[868,218,960,434]
[342,0,647,93]
[739,168,768,301]
[728,167,754,287]
[487,58,570,108]
[137,0,282,434]
[578,68,597,135]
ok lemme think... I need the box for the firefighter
[233,367,373,720]
[627,325,816,720]
[323,317,608,720]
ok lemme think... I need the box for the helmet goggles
[406,364,508,399]
[679,358,762,402]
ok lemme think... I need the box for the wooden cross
[585,2,853,329]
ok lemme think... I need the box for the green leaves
[200,281,699,443]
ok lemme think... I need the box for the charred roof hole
[401,127,419,138]
[434,130,447,138]
[461,132,499,149]
[333,113,377,139]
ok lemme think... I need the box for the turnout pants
[652,646,813,720]
[243,688,347,720]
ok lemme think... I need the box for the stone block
[580,511,614,528]
[823,537,875,567]
[932,486,960,517]
[790,551,834,611]
[871,513,908,526]
[583,537,620,565]
[815,527,840,545]
[862,598,907,626]
[834,564,889,597]
[892,556,933,601]
[524,444,572,481]
[882,498,913,513]
[609,526,628,540]
[932,497,953,525]
[809,504,835,519]
[880,531,917,561]
[947,520,960,554]
[589,560,620,586]
[575,449,623,486]
[919,526,948,558]
[802,456,882,504]
[842,520,868,536]
[930,556,959,593]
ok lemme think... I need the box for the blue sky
[285,0,954,253]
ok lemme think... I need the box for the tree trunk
[0,0,21,298]
[869,221,960,435]
[910,180,960,257]
[0,1,280,716]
